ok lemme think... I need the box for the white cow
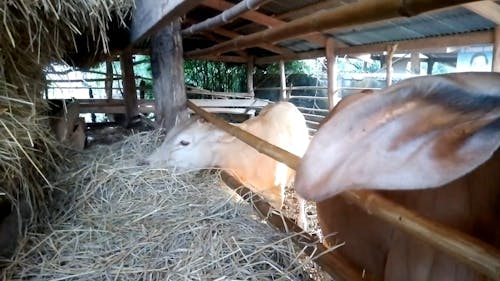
[146,102,310,228]
[295,73,500,281]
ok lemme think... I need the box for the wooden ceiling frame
[199,0,345,49]
[463,0,500,24]
[184,0,482,60]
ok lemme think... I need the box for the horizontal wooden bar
[289,96,328,100]
[255,31,494,64]
[296,106,330,113]
[220,171,377,281]
[186,101,500,280]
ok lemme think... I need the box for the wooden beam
[211,27,294,55]
[326,38,338,109]
[200,0,329,47]
[386,44,397,86]
[410,52,421,74]
[278,0,344,20]
[247,57,254,96]
[120,52,139,123]
[279,60,286,101]
[151,19,189,130]
[255,31,494,64]
[194,55,248,63]
[131,0,202,44]
[186,0,480,59]
[221,171,377,281]
[105,60,113,100]
[463,1,500,25]
[186,100,500,281]
[494,26,500,72]
[182,0,271,35]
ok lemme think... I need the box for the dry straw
[2,132,319,280]
[0,0,134,223]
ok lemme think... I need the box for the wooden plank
[187,101,500,281]
[131,0,202,44]
[255,31,494,64]
[494,26,500,72]
[190,99,269,107]
[120,52,139,123]
[463,1,500,24]
[186,0,479,59]
[151,19,189,130]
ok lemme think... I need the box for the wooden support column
[105,60,113,100]
[326,38,338,109]
[151,18,189,131]
[410,52,421,75]
[427,59,435,75]
[247,57,255,97]
[493,26,500,72]
[120,52,140,125]
[279,60,287,101]
[386,44,397,86]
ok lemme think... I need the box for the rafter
[200,0,335,47]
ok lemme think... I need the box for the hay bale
[0,0,134,229]
[2,132,317,280]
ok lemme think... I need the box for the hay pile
[2,132,318,280]
[0,0,134,224]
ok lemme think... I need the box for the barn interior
[1,0,499,280]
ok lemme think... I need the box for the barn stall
[1,0,500,280]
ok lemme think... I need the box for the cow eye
[179,140,190,146]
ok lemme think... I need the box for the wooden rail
[221,171,378,281]
[186,100,500,281]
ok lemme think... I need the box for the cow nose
[137,158,150,166]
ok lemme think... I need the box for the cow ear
[295,73,500,201]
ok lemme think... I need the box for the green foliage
[184,60,246,92]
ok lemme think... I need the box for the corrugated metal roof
[329,7,495,46]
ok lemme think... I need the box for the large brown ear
[295,73,500,202]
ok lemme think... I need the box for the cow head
[144,117,230,170]
[295,73,500,202]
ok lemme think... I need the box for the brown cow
[295,73,500,281]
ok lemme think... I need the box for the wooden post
[386,44,397,86]
[88,88,96,123]
[410,52,421,74]
[105,60,113,100]
[493,26,500,72]
[279,60,286,101]
[247,57,254,97]
[151,18,189,130]
[120,52,140,125]
[427,59,434,75]
[139,80,146,100]
[326,38,338,109]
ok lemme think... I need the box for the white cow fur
[146,102,310,229]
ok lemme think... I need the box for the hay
[2,132,318,280]
[0,0,134,225]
